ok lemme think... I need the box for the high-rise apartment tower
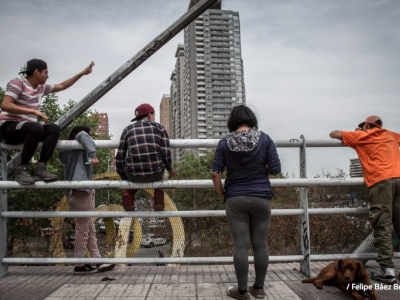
[159,94,171,136]
[170,0,246,159]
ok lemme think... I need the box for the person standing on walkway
[115,103,177,212]
[212,105,281,299]
[58,125,115,275]
[330,116,400,284]
[0,58,94,185]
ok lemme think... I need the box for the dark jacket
[212,129,281,200]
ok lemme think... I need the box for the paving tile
[197,283,231,297]
[45,284,105,299]
[147,283,173,297]
[120,284,150,298]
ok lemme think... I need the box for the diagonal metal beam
[6,0,218,174]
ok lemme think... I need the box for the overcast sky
[1,0,399,178]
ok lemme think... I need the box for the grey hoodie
[58,131,97,199]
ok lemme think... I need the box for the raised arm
[52,62,95,93]
[329,130,342,140]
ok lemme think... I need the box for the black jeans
[0,121,60,165]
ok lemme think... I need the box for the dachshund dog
[302,259,378,300]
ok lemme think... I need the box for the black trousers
[0,121,60,165]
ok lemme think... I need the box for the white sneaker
[371,267,397,284]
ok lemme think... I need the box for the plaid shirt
[115,119,172,179]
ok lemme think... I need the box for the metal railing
[2,137,397,278]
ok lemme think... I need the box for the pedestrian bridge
[1,138,399,300]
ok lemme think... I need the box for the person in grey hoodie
[58,125,115,275]
[212,105,281,300]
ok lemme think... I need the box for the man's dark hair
[68,125,90,140]
[135,113,152,121]
[25,68,46,78]
[227,105,258,132]
[25,70,34,77]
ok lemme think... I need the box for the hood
[226,129,262,165]
[226,128,261,152]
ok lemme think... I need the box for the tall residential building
[92,113,109,136]
[159,94,171,136]
[91,113,115,170]
[170,0,246,159]
[170,44,186,162]
[350,158,363,177]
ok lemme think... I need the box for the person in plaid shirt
[115,103,177,211]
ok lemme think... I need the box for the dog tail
[301,278,316,283]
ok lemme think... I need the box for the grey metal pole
[0,149,8,277]
[0,138,346,151]
[6,0,219,174]
[299,134,311,277]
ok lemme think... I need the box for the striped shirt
[0,77,54,124]
[115,119,172,179]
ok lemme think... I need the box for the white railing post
[0,148,8,277]
[299,135,311,277]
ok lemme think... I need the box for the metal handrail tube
[0,255,304,264]
[5,253,400,265]
[0,178,365,190]
[1,209,304,218]
[1,208,370,218]
[0,138,344,150]
[308,208,369,215]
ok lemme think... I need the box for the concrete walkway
[0,261,399,299]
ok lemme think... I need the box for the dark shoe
[122,191,135,211]
[226,286,250,300]
[32,165,58,182]
[371,267,397,284]
[97,264,116,273]
[248,286,266,299]
[15,165,35,185]
[73,264,98,275]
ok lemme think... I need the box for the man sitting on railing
[115,103,177,211]
[330,115,400,284]
[0,58,95,185]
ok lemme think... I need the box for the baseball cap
[19,59,48,74]
[131,103,155,122]
[358,115,383,129]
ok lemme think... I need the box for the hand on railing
[168,168,178,179]
[91,158,99,167]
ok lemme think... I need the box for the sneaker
[97,264,116,273]
[15,165,35,185]
[226,286,250,300]
[371,267,397,284]
[248,286,266,299]
[73,264,98,275]
[122,191,135,211]
[32,165,58,182]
